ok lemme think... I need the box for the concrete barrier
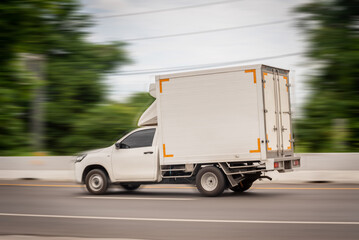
[267,153,359,183]
[0,156,74,181]
[0,153,358,182]
[295,153,359,170]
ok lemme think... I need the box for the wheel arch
[82,164,110,184]
[195,163,226,177]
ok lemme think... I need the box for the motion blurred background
[0,0,358,156]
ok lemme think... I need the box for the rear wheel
[85,169,108,194]
[120,183,141,191]
[229,180,253,193]
[196,166,226,197]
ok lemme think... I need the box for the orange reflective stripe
[288,134,292,150]
[163,144,174,157]
[245,69,257,84]
[159,79,169,93]
[283,76,288,92]
[250,138,261,153]
[263,72,268,88]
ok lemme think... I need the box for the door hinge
[273,126,278,131]
[264,109,268,113]
[281,127,287,132]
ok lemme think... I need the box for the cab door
[111,128,158,182]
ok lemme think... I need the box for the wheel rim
[201,172,218,192]
[89,174,103,191]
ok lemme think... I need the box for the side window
[120,129,156,149]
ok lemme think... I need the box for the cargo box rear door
[262,70,279,153]
[262,67,293,157]
[278,72,292,153]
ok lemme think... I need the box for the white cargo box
[150,64,293,165]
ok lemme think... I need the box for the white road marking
[0,213,358,225]
[77,196,196,201]
[0,237,147,240]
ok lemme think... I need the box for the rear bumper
[265,156,301,172]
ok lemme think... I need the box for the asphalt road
[0,180,358,240]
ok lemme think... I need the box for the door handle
[144,151,153,154]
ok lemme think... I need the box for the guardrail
[0,153,358,182]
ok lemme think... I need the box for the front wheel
[85,169,109,194]
[196,166,226,197]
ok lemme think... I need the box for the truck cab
[75,126,159,194]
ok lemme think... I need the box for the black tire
[229,180,253,193]
[85,169,109,194]
[120,183,141,191]
[196,166,226,197]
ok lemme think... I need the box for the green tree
[60,102,135,154]
[0,62,34,155]
[0,0,53,154]
[295,0,359,152]
[45,41,129,154]
[126,92,155,123]
[0,0,129,155]
[62,93,155,154]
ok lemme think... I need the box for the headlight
[75,154,87,163]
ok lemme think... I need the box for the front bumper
[74,162,85,183]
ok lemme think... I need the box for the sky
[80,0,313,113]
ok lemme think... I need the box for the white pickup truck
[75,64,300,196]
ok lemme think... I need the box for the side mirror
[115,142,130,149]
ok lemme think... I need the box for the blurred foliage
[57,93,155,155]
[0,0,156,155]
[45,41,129,154]
[126,92,156,121]
[294,0,359,152]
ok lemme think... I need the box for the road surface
[0,180,358,240]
